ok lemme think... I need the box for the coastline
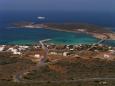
[44,27,115,40]
[12,23,115,41]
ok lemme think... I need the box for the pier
[97,39,106,44]
[87,38,106,51]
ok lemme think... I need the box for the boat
[37,16,45,20]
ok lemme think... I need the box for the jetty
[97,39,106,44]
[87,38,106,51]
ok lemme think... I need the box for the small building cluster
[0,44,115,61]
[0,45,42,55]
[46,44,115,57]
[0,45,31,55]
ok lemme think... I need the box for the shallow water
[0,11,115,46]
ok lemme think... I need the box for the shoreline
[44,27,115,40]
[12,23,115,41]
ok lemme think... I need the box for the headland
[12,22,115,40]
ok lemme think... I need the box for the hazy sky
[0,0,114,12]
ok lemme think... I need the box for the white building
[104,54,110,59]
[63,52,68,56]
[34,54,40,59]
[49,52,57,55]
[7,48,21,55]
[18,46,29,51]
[0,45,5,51]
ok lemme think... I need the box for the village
[0,42,115,63]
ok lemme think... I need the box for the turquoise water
[0,11,115,46]
[47,32,99,45]
[8,40,35,45]
[0,28,99,45]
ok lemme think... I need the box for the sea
[0,11,115,46]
